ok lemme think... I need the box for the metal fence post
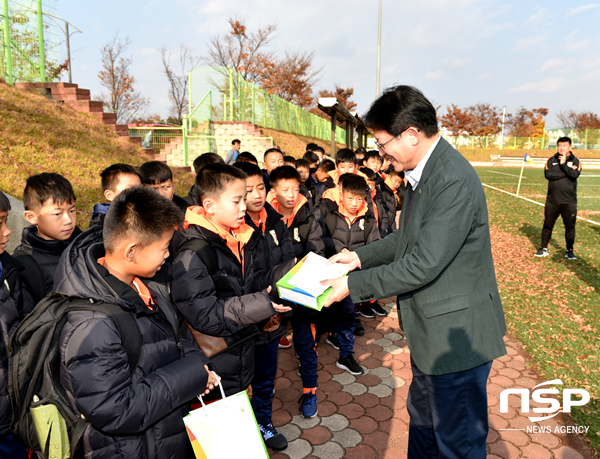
[183,114,188,167]
[36,0,46,82]
[541,129,546,150]
[2,0,13,85]
[252,84,255,125]
[585,127,588,150]
[229,68,233,121]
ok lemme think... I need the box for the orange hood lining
[267,192,307,228]
[183,206,254,262]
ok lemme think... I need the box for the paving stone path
[268,301,596,459]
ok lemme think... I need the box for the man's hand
[326,249,361,271]
[560,153,567,164]
[201,366,221,395]
[320,275,350,308]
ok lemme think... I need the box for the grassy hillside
[0,81,195,228]
[262,127,346,158]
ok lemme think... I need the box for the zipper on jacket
[153,309,183,357]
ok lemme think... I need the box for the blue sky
[58,0,600,127]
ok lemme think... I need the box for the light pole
[500,106,506,149]
[376,0,382,97]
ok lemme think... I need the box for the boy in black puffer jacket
[317,175,380,376]
[55,187,217,459]
[267,166,325,419]
[235,162,295,451]
[171,165,290,402]
[89,164,142,228]
[0,259,27,458]
[0,191,34,320]
[14,173,82,304]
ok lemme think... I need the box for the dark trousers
[251,339,279,425]
[316,296,356,359]
[0,434,28,459]
[291,320,318,388]
[407,357,492,459]
[541,202,577,250]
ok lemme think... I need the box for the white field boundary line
[481,183,600,227]
[488,171,528,178]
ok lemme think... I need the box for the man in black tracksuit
[535,136,581,260]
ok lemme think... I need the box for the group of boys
[0,142,404,457]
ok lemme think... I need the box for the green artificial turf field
[475,167,600,453]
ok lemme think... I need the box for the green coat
[349,137,507,375]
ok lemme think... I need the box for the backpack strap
[297,215,314,250]
[12,250,46,304]
[363,217,375,244]
[176,238,219,276]
[175,238,240,299]
[325,211,337,238]
[66,299,141,377]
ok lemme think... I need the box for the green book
[276,252,350,311]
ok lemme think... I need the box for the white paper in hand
[287,252,350,297]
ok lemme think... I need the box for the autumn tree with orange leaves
[508,107,548,137]
[97,33,149,124]
[202,18,321,109]
[202,17,277,85]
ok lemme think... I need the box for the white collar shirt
[405,135,441,191]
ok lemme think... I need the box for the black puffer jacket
[245,203,296,346]
[54,228,209,459]
[378,179,398,232]
[318,201,381,258]
[0,251,35,318]
[284,201,325,261]
[0,261,21,437]
[14,225,82,295]
[171,212,276,397]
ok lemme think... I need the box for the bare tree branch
[97,32,149,124]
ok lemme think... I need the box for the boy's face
[204,179,247,230]
[366,180,376,191]
[105,174,142,202]
[366,157,382,174]
[245,175,266,215]
[263,153,284,174]
[0,211,11,255]
[233,142,241,152]
[341,191,365,217]
[297,166,310,183]
[272,179,300,210]
[337,162,356,175]
[132,229,174,278]
[390,176,403,190]
[24,199,77,241]
[356,153,365,163]
[382,157,391,170]
[145,179,174,201]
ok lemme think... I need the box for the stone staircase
[13,82,141,147]
[211,121,276,163]
[155,121,277,168]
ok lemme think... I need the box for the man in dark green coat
[324,86,507,459]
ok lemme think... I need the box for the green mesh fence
[1,0,60,83]
[189,66,347,144]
